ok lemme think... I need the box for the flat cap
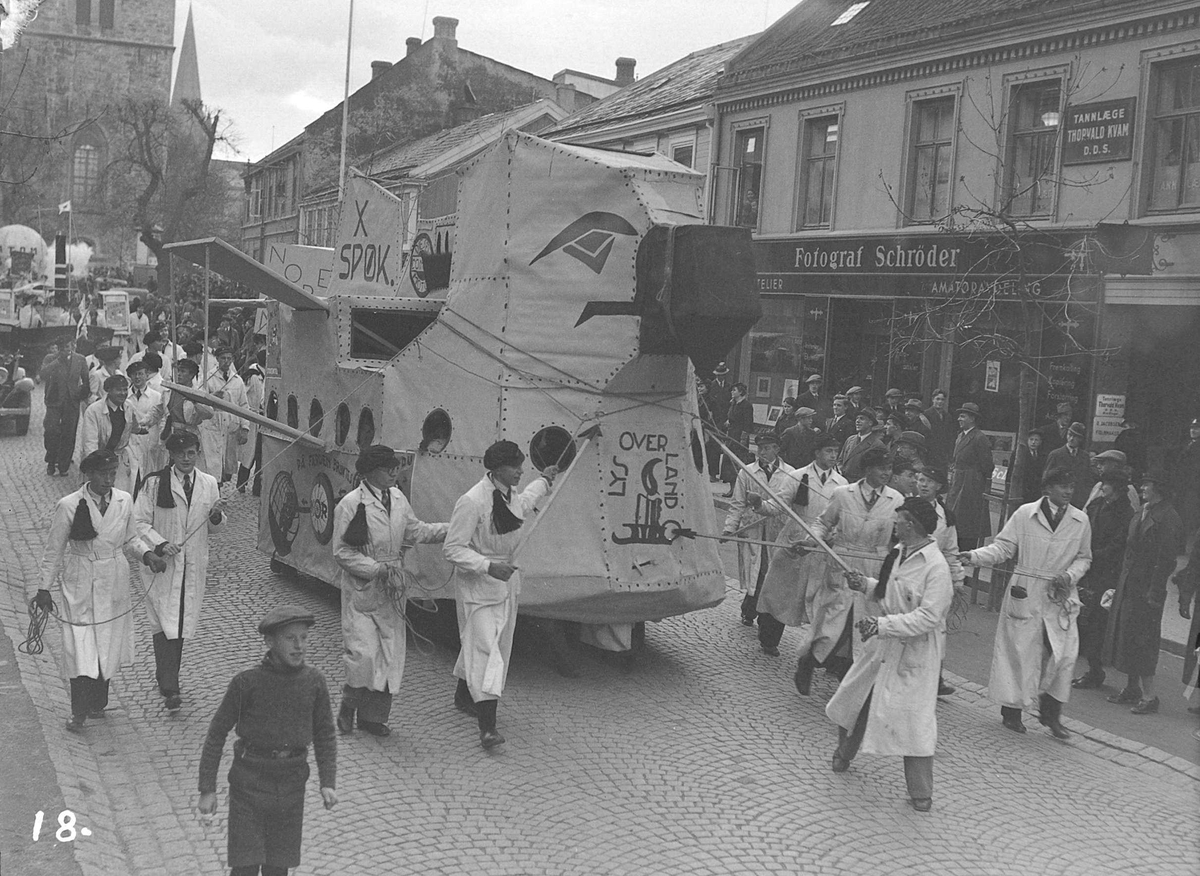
[855,408,878,424]
[356,444,401,474]
[1067,421,1086,438]
[897,430,927,448]
[813,431,841,450]
[755,430,781,445]
[95,345,122,361]
[165,431,201,452]
[885,387,904,398]
[795,406,816,418]
[80,449,119,473]
[805,374,823,383]
[258,605,316,635]
[845,386,864,395]
[1093,449,1126,464]
[904,399,925,411]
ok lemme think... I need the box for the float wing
[164,238,330,313]
[162,379,324,449]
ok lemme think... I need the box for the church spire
[171,5,202,108]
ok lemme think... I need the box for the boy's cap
[258,605,316,635]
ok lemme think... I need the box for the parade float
[164,131,760,645]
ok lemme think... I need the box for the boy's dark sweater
[198,652,336,794]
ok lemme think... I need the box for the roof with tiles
[546,35,759,138]
[723,0,1173,87]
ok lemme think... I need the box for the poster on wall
[984,360,1001,392]
[782,378,799,401]
[102,292,130,334]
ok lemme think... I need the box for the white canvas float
[166,131,760,637]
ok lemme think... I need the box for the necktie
[381,488,392,514]
[864,489,878,510]
[98,493,109,516]
[183,474,193,505]
[819,471,827,486]
[106,406,126,450]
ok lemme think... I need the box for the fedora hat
[956,402,982,419]
[712,362,730,376]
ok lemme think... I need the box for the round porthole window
[357,407,375,448]
[420,409,452,453]
[529,425,576,470]
[309,399,324,436]
[286,395,299,429]
[335,403,351,446]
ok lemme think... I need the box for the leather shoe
[1130,697,1159,715]
[65,716,86,733]
[336,705,355,734]
[740,616,755,627]
[760,643,780,657]
[831,754,850,773]
[46,464,56,476]
[909,798,933,813]
[794,652,816,696]
[1072,671,1105,689]
[1042,719,1070,740]
[357,720,391,737]
[1001,716,1027,734]
[480,729,506,750]
[937,681,955,697]
[164,695,182,713]
[1107,687,1141,704]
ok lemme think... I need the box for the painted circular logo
[310,473,336,545]
[267,471,301,556]
[409,233,434,298]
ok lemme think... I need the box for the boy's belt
[237,741,307,759]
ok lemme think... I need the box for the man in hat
[722,431,796,628]
[76,374,138,492]
[128,330,179,383]
[838,409,885,481]
[88,345,124,405]
[883,388,905,418]
[779,406,819,469]
[1006,429,1048,506]
[826,497,953,812]
[125,358,165,495]
[961,466,1092,739]
[893,431,927,468]
[1045,422,1094,509]
[134,430,225,714]
[444,441,558,749]
[795,374,831,423]
[706,362,733,431]
[1084,449,1140,511]
[237,350,267,496]
[844,386,865,417]
[795,446,905,693]
[757,432,847,655]
[946,402,993,550]
[198,605,338,876]
[33,449,162,732]
[1102,470,1185,716]
[42,338,90,477]
[332,445,449,737]
[722,383,754,494]
[825,395,856,447]
[127,298,150,356]
[924,389,955,469]
[1043,402,1073,452]
[1112,415,1146,480]
[198,347,249,482]
[903,398,932,439]
[916,466,966,696]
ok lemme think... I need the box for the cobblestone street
[2,388,1198,876]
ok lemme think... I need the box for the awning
[164,237,330,312]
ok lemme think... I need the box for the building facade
[712,0,1200,467]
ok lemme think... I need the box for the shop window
[357,407,375,448]
[76,0,91,25]
[906,97,955,222]
[335,403,351,445]
[349,308,439,360]
[99,0,114,28]
[286,394,299,429]
[1147,56,1200,212]
[529,425,576,470]
[796,115,839,228]
[1003,80,1061,217]
[308,399,324,436]
[266,390,279,421]
[732,127,765,229]
[420,409,452,453]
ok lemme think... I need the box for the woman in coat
[1173,530,1200,699]
[1102,470,1185,715]
[35,450,158,731]
[947,403,994,549]
[332,444,448,737]
[826,498,953,812]
[1072,471,1134,690]
[444,440,557,749]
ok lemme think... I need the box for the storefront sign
[1094,393,1125,418]
[1062,99,1135,166]
[1092,416,1124,443]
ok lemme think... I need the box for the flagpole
[338,0,354,203]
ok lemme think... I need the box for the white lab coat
[198,368,248,478]
[37,487,148,679]
[444,474,550,701]
[76,398,138,492]
[723,459,797,594]
[134,466,224,639]
[826,540,953,757]
[238,369,264,469]
[125,386,165,492]
[757,463,847,626]
[332,483,447,692]
[805,482,906,661]
[967,500,1092,707]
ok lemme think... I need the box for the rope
[18,597,54,655]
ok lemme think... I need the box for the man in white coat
[961,466,1092,739]
[124,358,164,496]
[444,440,557,749]
[722,431,796,627]
[756,432,847,656]
[76,374,138,493]
[134,430,225,714]
[826,497,953,812]
[33,450,165,732]
[794,446,905,695]
[332,445,448,737]
[198,347,249,482]
[235,351,265,495]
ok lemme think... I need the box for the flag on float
[58,200,72,214]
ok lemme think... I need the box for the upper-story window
[1003,80,1062,217]
[76,0,91,25]
[99,0,114,28]
[246,175,262,222]
[796,115,839,228]
[672,143,694,168]
[733,127,764,229]
[906,96,955,222]
[71,130,105,207]
[1147,56,1200,212]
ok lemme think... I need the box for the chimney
[371,60,390,80]
[615,57,636,86]
[406,37,422,56]
[555,82,577,114]
[432,16,458,44]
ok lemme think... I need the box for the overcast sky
[173,0,798,162]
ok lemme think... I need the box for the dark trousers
[741,546,769,622]
[1076,593,1108,672]
[43,404,80,471]
[227,753,308,871]
[152,633,184,697]
[836,692,934,800]
[236,434,264,495]
[758,612,786,649]
[341,684,392,724]
[69,673,110,718]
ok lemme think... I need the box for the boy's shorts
[226,753,310,869]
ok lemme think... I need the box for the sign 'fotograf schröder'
[1061,98,1135,165]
